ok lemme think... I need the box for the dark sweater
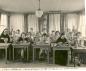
[0,33,10,43]
[56,37,67,44]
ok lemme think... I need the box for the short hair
[21,32,26,36]
[55,31,60,35]
[60,32,65,36]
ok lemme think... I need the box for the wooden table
[0,43,10,64]
[12,43,30,62]
[71,46,86,67]
[52,45,71,66]
[32,43,50,63]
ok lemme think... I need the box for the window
[0,14,8,35]
[10,14,24,33]
[78,14,85,37]
[49,14,60,34]
[28,15,38,34]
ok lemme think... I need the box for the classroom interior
[0,0,86,68]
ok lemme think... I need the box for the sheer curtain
[28,15,38,34]
[10,14,24,33]
[65,13,86,37]
[65,14,79,32]
[78,14,85,37]
[49,14,60,34]
[0,14,8,34]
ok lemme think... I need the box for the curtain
[0,14,8,35]
[78,14,86,37]
[65,13,86,37]
[49,14,60,34]
[10,14,24,33]
[28,15,38,34]
[65,14,79,32]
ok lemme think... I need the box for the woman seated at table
[50,31,55,42]
[34,32,41,44]
[26,32,34,43]
[0,28,10,43]
[75,32,84,65]
[54,33,70,65]
[17,32,28,61]
[55,32,68,45]
[0,28,11,59]
[25,32,34,61]
[13,29,21,43]
[39,33,50,60]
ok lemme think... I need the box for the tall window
[0,14,8,35]
[65,14,79,32]
[28,15,38,34]
[49,14,60,34]
[10,14,24,33]
[78,14,85,37]
[65,13,85,37]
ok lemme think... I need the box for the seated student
[55,32,68,45]
[25,32,35,61]
[18,32,27,43]
[39,33,50,60]
[13,29,21,43]
[34,32,41,43]
[75,32,84,65]
[0,28,10,43]
[55,33,70,65]
[50,31,55,42]
[76,32,83,47]
[17,32,28,61]
[0,28,12,60]
[30,28,35,39]
[26,32,34,43]
[54,31,60,42]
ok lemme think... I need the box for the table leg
[33,48,35,62]
[74,53,76,67]
[13,47,14,61]
[47,49,49,64]
[5,48,7,64]
[27,47,29,62]
[53,49,55,64]
[67,50,70,66]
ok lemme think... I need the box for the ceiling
[0,0,85,13]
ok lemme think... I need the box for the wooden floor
[0,59,86,68]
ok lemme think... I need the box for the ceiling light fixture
[35,0,43,18]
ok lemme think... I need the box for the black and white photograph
[0,0,85,70]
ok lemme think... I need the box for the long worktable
[0,43,10,64]
[32,43,50,63]
[52,45,71,66]
[12,43,30,62]
[71,46,86,67]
